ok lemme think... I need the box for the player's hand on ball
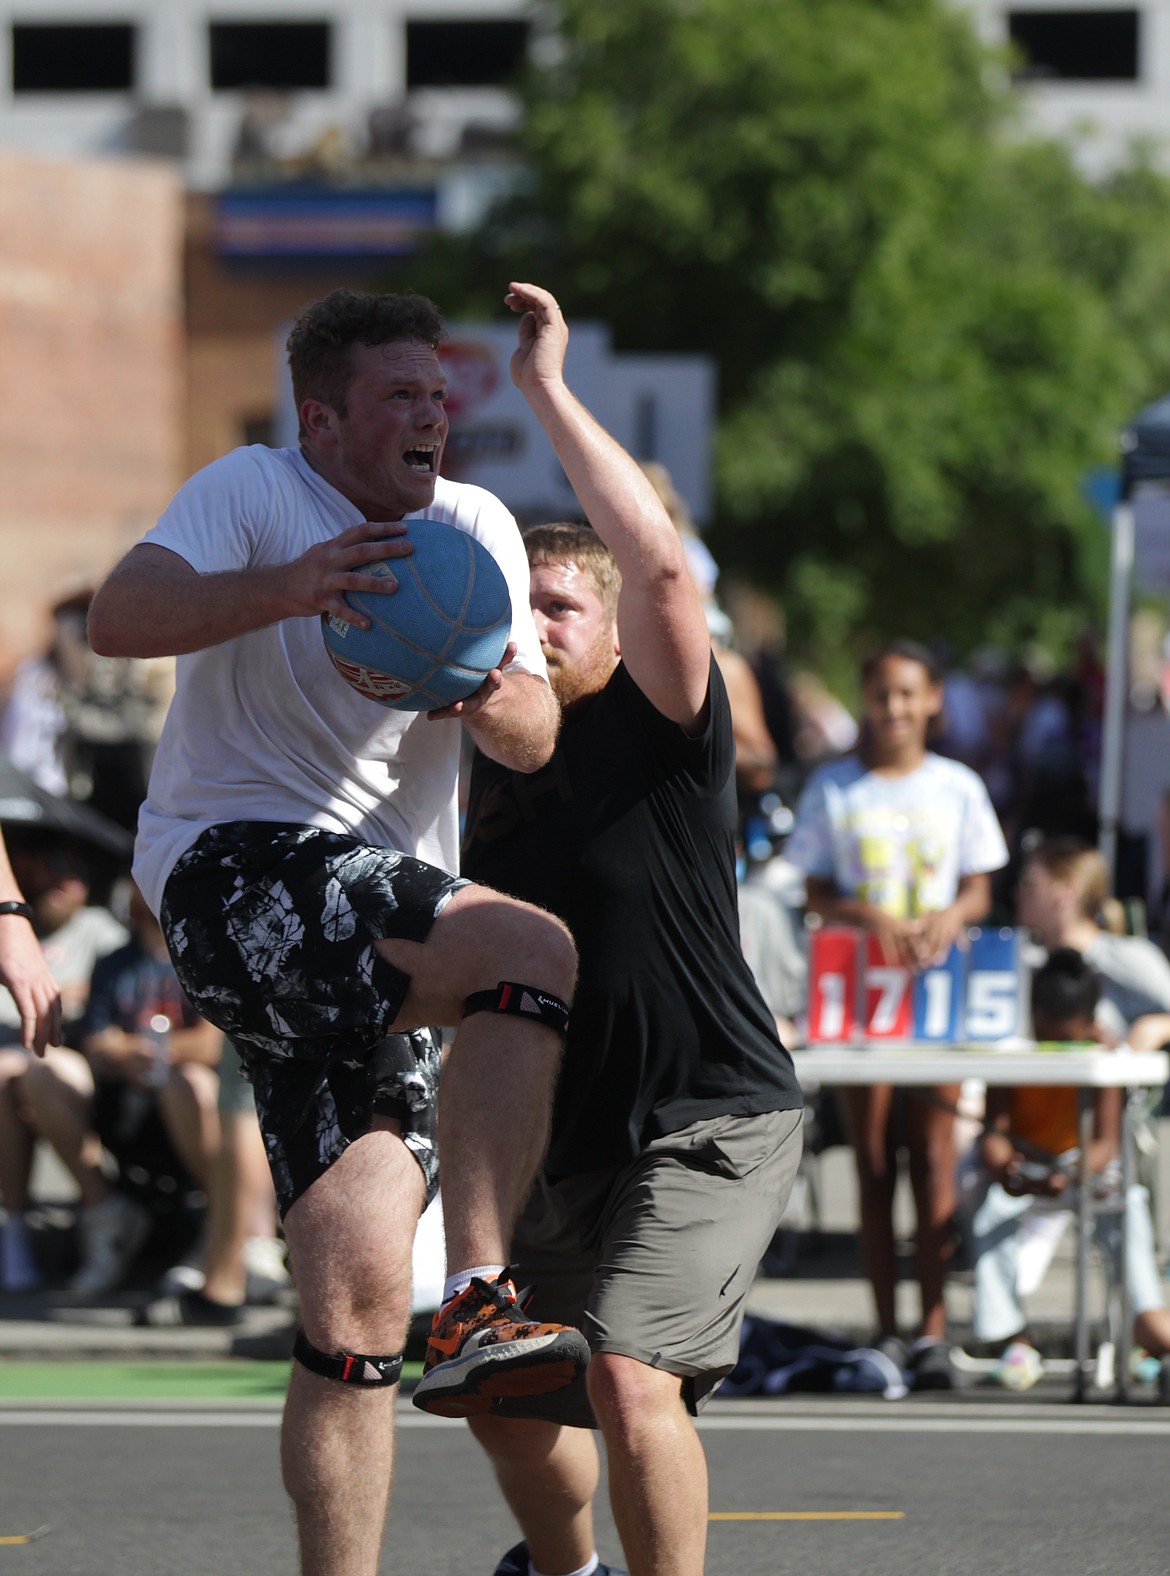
[284,521,414,628]
[506,282,568,394]
[426,643,517,720]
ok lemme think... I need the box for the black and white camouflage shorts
[159,822,469,1217]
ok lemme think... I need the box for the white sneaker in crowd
[158,1261,206,1295]
[243,1234,290,1302]
[68,1193,152,1299]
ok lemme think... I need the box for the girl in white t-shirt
[788,639,1008,1386]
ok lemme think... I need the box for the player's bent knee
[500,900,577,990]
[293,1256,413,1340]
[587,1352,684,1427]
[544,912,577,986]
[293,1329,403,1388]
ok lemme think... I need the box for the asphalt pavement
[3,1395,1170,1575]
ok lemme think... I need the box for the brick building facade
[0,151,183,671]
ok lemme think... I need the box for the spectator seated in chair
[958,948,1170,1391]
[23,881,221,1300]
[0,828,127,1292]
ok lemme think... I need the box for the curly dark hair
[286,288,446,424]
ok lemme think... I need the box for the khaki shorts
[496,1106,804,1428]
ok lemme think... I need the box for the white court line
[695,1415,1170,1434]
[0,1411,283,1428]
[2,1408,1170,1436]
[700,1397,1134,1419]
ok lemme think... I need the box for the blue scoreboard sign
[806,926,1030,1045]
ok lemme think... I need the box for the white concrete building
[3,1,1169,184]
[961,0,1170,170]
[0,0,531,189]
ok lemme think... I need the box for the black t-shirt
[462,657,803,1177]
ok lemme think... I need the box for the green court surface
[0,1360,424,1400]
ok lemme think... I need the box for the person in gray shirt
[1016,837,1170,1037]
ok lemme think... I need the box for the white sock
[442,1264,505,1305]
[530,1556,600,1576]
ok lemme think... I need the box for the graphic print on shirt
[848,806,953,918]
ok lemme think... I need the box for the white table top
[789,1043,1170,1088]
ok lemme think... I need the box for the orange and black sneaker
[410,1270,590,1418]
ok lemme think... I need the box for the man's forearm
[89,548,293,658]
[463,672,559,773]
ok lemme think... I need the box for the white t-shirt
[132,445,547,914]
[786,752,1008,917]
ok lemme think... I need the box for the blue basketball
[321,518,512,711]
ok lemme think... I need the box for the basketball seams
[352,594,484,672]
[322,517,510,710]
[405,534,472,671]
[342,587,501,703]
[405,532,502,635]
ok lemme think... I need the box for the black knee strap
[293,1330,403,1387]
[463,980,570,1037]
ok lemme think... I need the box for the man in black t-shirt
[462,283,804,1576]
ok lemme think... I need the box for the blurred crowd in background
[0,499,1164,1392]
[0,582,290,1322]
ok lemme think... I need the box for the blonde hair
[523,523,622,621]
[639,460,695,536]
[1028,837,1110,920]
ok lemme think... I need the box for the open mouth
[404,444,438,474]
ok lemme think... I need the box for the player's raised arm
[88,525,415,658]
[506,282,712,729]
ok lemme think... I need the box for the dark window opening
[1008,8,1139,81]
[12,23,135,93]
[209,21,330,91]
[242,414,276,448]
[406,20,529,88]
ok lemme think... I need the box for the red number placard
[862,933,913,1040]
[807,928,861,1043]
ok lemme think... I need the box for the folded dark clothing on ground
[723,1315,908,1400]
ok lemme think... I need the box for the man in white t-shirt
[87,286,591,1576]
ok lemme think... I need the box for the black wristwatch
[0,901,34,922]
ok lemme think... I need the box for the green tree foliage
[421,0,1170,677]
